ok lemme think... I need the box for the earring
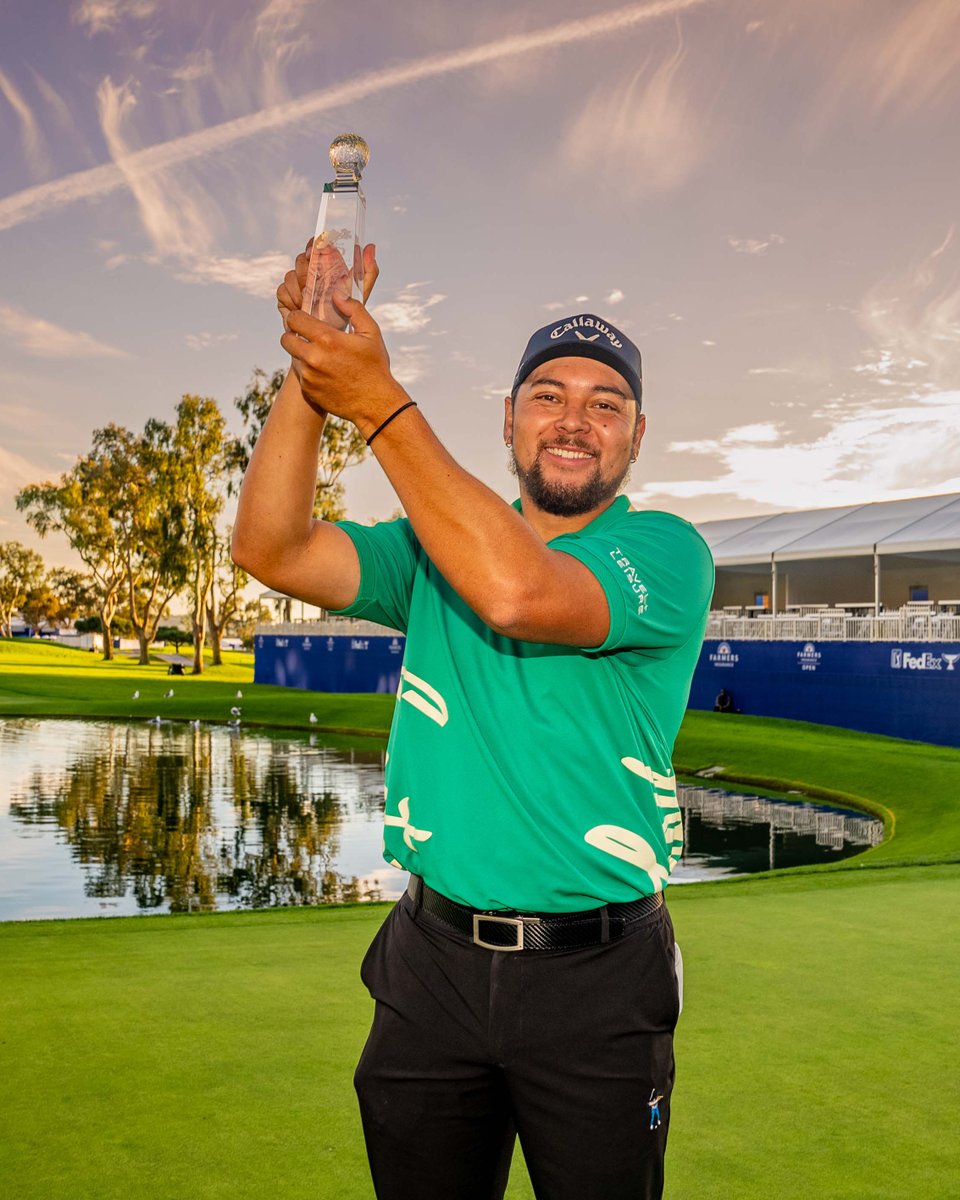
[630,455,637,463]
[505,441,513,449]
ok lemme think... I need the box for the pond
[0,718,884,921]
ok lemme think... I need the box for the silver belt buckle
[472,912,538,951]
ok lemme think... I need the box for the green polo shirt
[332,496,714,912]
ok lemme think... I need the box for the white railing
[705,611,960,642]
[255,619,403,638]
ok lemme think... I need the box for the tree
[94,422,190,666]
[233,598,271,649]
[229,366,368,521]
[157,396,228,675]
[21,578,61,636]
[156,625,193,652]
[0,543,44,637]
[206,530,247,666]
[18,455,129,661]
[49,567,98,626]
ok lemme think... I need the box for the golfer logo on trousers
[648,1087,663,1130]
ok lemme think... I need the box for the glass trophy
[302,133,370,331]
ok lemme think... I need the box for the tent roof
[695,493,960,565]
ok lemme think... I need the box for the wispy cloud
[728,233,785,256]
[372,285,446,334]
[605,289,626,305]
[0,445,50,491]
[0,69,51,176]
[172,252,290,297]
[29,69,78,138]
[0,0,715,234]
[390,345,431,387]
[0,304,130,359]
[72,0,158,35]
[854,227,960,389]
[167,48,215,83]
[633,390,960,509]
[97,76,220,261]
[185,331,239,351]
[822,0,960,122]
[561,21,706,195]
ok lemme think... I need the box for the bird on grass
[309,713,318,724]
[236,689,243,699]
[164,689,174,699]
[132,690,140,700]
[230,706,242,717]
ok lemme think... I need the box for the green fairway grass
[3,635,960,1197]
[2,866,957,1199]
[0,638,394,738]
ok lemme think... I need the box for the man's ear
[503,395,514,445]
[633,412,646,458]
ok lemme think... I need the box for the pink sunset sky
[1,0,959,572]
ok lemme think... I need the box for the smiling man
[232,245,714,1200]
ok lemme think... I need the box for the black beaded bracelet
[366,399,417,446]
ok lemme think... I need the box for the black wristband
[366,400,417,446]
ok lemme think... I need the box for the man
[232,242,714,1200]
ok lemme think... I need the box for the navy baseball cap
[511,314,642,407]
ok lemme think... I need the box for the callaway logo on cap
[512,314,643,408]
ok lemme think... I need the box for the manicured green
[4,635,960,1197]
[675,711,960,867]
[2,866,957,1199]
[0,638,394,738]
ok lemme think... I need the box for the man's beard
[509,440,632,517]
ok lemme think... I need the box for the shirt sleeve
[327,517,419,633]
[551,512,715,654]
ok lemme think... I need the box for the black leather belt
[406,874,664,952]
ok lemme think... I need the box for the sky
[2,0,959,580]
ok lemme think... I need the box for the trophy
[301,133,370,330]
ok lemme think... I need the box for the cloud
[72,0,157,35]
[606,289,626,305]
[390,345,431,387]
[0,0,716,234]
[560,20,706,195]
[853,227,960,389]
[185,332,239,351]
[372,285,446,334]
[633,390,960,509]
[747,367,793,376]
[0,69,51,176]
[0,446,49,491]
[29,69,78,138]
[0,304,130,359]
[96,76,219,261]
[728,233,785,256]
[167,49,215,83]
[822,0,960,122]
[172,252,291,297]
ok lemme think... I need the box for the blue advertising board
[254,632,405,694]
[690,640,960,748]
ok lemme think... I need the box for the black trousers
[354,889,681,1200]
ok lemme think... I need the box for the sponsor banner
[255,633,405,694]
[691,640,960,749]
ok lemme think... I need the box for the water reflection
[0,719,885,920]
[673,784,884,881]
[2,718,388,919]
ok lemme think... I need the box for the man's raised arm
[230,240,377,611]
